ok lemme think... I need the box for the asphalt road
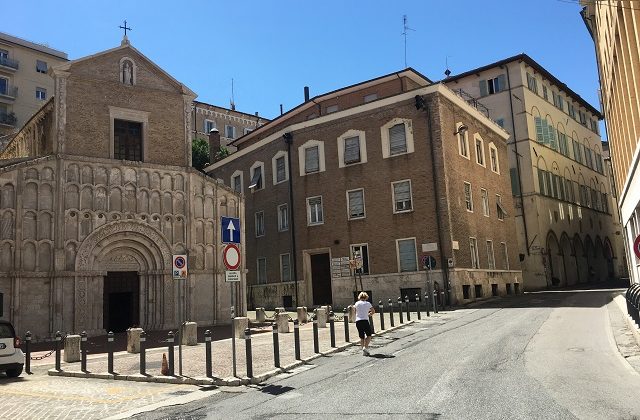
[134,289,640,420]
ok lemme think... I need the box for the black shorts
[356,320,372,338]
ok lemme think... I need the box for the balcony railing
[451,88,490,117]
[0,111,17,126]
[0,85,17,99]
[0,56,19,70]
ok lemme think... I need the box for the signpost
[172,255,188,375]
[422,254,436,313]
[222,233,242,377]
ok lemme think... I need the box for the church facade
[0,38,245,340]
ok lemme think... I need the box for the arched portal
[546,231,564,287]
[74,221,173,333]
[574,235,588,284]
[560,233,577,286]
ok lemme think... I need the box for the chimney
[208,128,221,163]
[304,86,310,102]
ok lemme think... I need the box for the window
[568,103,576,120]
[489,144,499,173]
[381,118,413,158]
[397,238,417,272]
[0,49,7,60]
[572,140,583,164]
[479,74,506,96]
[510,168,521,196]
[257,258,267,284]
[244,127,253,135]
[389,123,407,155]
[255,211,265,237]
[338,130,367,167]
[595,153,603,173]
[584,146,593,169]
[351,244,370,274]
[501,242,509,270]
[114,119,143,161]
[280,253,291,282]
[538,169,547,195]
[305,146,319,173]
[347,188,365,219]
[474,134,485,166]
[469,238,480,269]
[526,72,538,93]
[601,192,609,213]
[481,188,490,217]
[496,195,506,220]
[231,171,243,193]
[0,77,8,95]
[392,180,413,213]
[307,196,324,225]
[534,116,556,149]
[36,60,47,74]
[457,123,469,158]
[558,132,569,157]
[35,87,46,100]
[326,104,339,114]
[298,140,325,176]
[225,125,236,139]
[552,91,564,111]
[204,119,216,133]
[249,162,264,191]
[278,204,289,231]
[495,118,505,128]
[272,152,288,184]
[579,111,587,126]
[364,93,378,103]
[542,85,548,100]
[343,136,361,164]
[486,240,495,269]
[464,182,473,212]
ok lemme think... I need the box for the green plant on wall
[216,146,229,161]
[191,138,209,172]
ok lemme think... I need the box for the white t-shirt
[354,300,373,321]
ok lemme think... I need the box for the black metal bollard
[405,296,411,321]
[293,320,301,360]
[139,330,146,375]
[343,308,350,342]
[80,331,88,372]
[433,291,439,313]
[272,324,280,368]
[205,329,213,377]
[55,331,62,371]
[312,317,319,353]
[398,298,404,324]
[425,291,430,317]
[244,328,253,378]
[329,311,336,348]
[416,294,421,320]
[378,301,385,330]
[25,331,31,374]
[167,331,175,376]
[107,331,114,374]
[389,299,395,327]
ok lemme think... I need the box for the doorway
[103,271,140,332]
[310,253,332,306]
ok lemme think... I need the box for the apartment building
[206,69,521,310]
[0,32,68,137]
[581,2,640,284]
[444,54,625,289]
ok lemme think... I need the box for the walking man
[354,292,375,355]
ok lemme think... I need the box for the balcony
[0,85,17,100]
[0,111,17,126]
[0,56,19,71]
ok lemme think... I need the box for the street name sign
[225,271,241,282]
[221,217,241,244]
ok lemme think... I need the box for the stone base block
[274,307,285,314]
[296,307,308,323]
[348,305,356,323]
[127,328,143,354]
[276,313,290,333]
[233,317,249,338]
[256,308,267,323]
[181,322,197,346]
[63,335,81,363]
[315,308,327,328]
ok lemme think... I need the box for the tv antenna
[401,15,415,68]
[230,78,236,111]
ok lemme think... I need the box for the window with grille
[397,238,417,272]
[464,182,473,211]
[393,180,412,212]
[114,119,143,161]
[305,146,319,173]
[255,211,265,237]
[343,136,361,164]
[257,258,267,284]
[347,189,365,219]
[280,254,291,282]
[307,196,323,225]
[389,123,407,155]
[278,204,289,231]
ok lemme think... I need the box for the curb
[47,320,415,386]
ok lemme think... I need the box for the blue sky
[10,0,598,121]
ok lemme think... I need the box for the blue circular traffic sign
[174,256,186,269]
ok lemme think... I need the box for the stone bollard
[63,334,81,363]
[274,307,286,314]
[181,322,198,346]
[256,308,267,323]
[296,306,308,323]
[234,317,249,338]
[348,305,356,323]
[276,313,290,333]
[127,328,144,353]
[316,307,328,328]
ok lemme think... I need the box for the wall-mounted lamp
[454,124,468,136]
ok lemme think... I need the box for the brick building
[206,69,522,310]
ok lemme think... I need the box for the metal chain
[29,333,68,360]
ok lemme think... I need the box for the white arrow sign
[227,219,236,238]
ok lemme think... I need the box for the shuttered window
[397,239,417,272]
[307,196,323,225]
[464,182,473,211]
[255,211,265,237]
[305,146,319,173]
[481,189,489,216]
[257,258,267,284]
[344,136,361,164]
[486,240,495,269]
[389,123,407,155]
[232,174,242,193]
[249,166,262,190]
[393,180,412,212]
[470,238,479,269]
[278,204,289,231]
[348,189,365,219]
[276,156,286,183]
[280,254,291,282]
[572,140,583,163]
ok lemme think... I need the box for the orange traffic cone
[161,353,169,376]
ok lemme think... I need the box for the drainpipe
[415,94,451,306]
[284,132,298,307]
[505,65,530,255]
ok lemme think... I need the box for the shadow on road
[366,353,396,359]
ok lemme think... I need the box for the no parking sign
[173,255,188,279]
[634,235,640,260]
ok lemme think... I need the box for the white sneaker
[363,348,370,356]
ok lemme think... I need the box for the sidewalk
[43,306,447,386]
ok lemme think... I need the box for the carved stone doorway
[103,271,140,332]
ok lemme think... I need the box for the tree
[192,138,209,172]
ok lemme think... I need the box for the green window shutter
[510,168,521,195]
[479,80,488,97]
[538,168,546,195]
[497,74,506,92]
[549,125,557,150]
[535,117,543,142]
